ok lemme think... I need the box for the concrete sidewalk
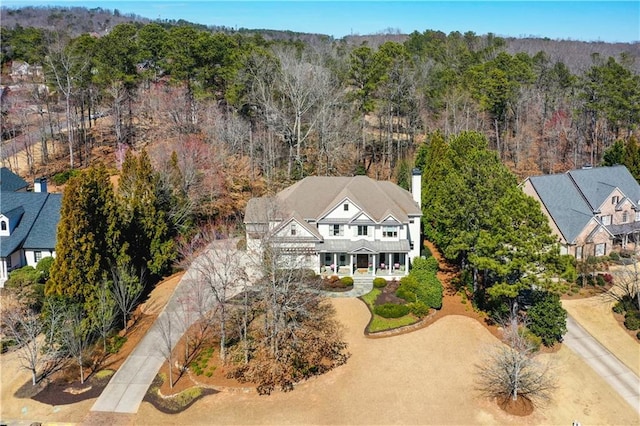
[564,315,640,414]
[91,239,257,414]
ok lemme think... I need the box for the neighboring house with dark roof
[1,167,29,192]
[522,165,640,259]
[244,171,422,277]
[0,169,61,287]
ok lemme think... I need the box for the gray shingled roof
[24,194,62,249]
[567,165,640,211]
[245,176,421,225]
[0,192,60,257]
[0,167,28,192]
[527,174,594,244]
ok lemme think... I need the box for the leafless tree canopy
[476,314,556,405]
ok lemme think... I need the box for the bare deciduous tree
[110,263,144,333]
[183,227,246,361]
[156,312,177,389]
[60,304,93,384]
[1,305,47,385]
[476,313,556,405]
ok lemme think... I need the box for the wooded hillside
[1,6,639,224]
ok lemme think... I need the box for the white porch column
[371,254,376,275]
[333,253,338,274]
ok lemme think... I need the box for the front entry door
[356,254,369,269]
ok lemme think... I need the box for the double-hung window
[357,225,368,236]
[331,224,343,236]
[383,226,397,238]
[34,251,43,263]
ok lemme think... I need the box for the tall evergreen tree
[118,150,176,278]
[47,165,120,313]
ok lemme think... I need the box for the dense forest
[1,5,639,225]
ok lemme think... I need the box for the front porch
[319,251,409,278]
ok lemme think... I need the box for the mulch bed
[28,372,112,406]
[143,375,218,414]
[374,279,404,305]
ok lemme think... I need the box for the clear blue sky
[3,1,639,42]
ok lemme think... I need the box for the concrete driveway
[91,239,259,413]
[564,315,640,414]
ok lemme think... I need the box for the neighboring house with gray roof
[522,165,640,259]
[1,167,28,192]
[0,171,61,287]
[244,171,422,277]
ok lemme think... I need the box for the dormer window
[343,203,349,211]
[1,221,6,231]
[290,223,297,236]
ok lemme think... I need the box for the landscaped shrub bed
[374,303,410,318]
[323,275,353,290]
[360,255,444,332]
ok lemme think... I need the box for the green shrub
[522,328,542,352]
[612,301,626,314]
[608,251,620,261]
[528,291,567,347]
[624,311,640,331]
[412,256,439,273]
[52,169,80,185]
[36,256,55,281]
[595,275,606,286]
[408,301,430,317]
[373,277,388,288]
[340,276,354,287]
[374,303,410,318]
[107,335,127,354]
[0,338,17,354]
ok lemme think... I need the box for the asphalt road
[563,315,640,414]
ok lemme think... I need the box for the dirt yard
[2,264,639,425]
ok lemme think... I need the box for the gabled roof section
[0,192,52,257]
[246,176,421,225]
[585,221,614,243]
[23,194,62,249]
[0,167,28,192]
[567,165,640,211]
[271,213,323,241]
[2,206,25,225]
[527,174,594,244]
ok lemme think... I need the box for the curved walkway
[564,315,640,414]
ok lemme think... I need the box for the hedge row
[396,256,443,309]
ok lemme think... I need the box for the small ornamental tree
[527,291,567,347]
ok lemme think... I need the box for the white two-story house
[244,171,422,277]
